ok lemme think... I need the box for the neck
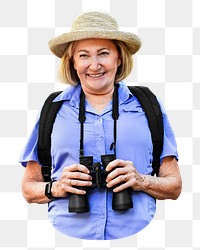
[84,87,114,114]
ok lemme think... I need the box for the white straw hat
[48,11,142,58]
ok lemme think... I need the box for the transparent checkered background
[0,0,199,249]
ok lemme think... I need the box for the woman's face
[73,39,121,95]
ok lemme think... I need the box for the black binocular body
[68,154,133,213]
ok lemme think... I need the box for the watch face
[45,182,53,199]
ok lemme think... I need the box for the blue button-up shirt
[19,82,178,240]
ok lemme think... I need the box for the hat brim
[48,30,141,58]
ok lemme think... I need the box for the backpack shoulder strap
[128,86,164,176]
[38,91,63,182]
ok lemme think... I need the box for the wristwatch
[45,180,56,200]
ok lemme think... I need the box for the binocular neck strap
[79,84,119,158]
[79,90,86,157]
[110,83,119,158]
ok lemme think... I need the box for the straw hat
[48,11,141,58]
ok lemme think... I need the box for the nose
[89,56,101,71]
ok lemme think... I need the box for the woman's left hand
[106,159,145,192]
[106,156,182,200]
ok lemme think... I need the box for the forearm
[22,180,51,204]
[140,174,182,200]
[22,161,92,204]
[22,179,72,204]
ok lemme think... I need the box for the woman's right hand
[52,164,93,198]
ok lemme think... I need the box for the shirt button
[101,215,104,219]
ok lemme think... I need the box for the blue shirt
[19,82,178,240]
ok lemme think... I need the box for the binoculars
[68,154,133,213]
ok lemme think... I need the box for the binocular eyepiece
[68,154,133,213]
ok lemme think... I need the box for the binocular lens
[69,193,89,213]
[112,188,133,210]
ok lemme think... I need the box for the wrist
[140,174,150,191]
[45,180,57,200]
[51,180,59,198]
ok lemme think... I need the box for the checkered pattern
[0,0,199,249]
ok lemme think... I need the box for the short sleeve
[19,112,41,167]
[158,99,178,161]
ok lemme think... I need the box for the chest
[51,102,152,158]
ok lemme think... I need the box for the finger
[113,182,130,193]
[67,179,72,186]
[124,174,128,182]
[106,159,127,172]
[64,164,90,174]
[66,186,87,195]
[70,171,92,181]
[106,174,127,188]
[62,179,92,195]
[106,167,126,183]
[70,179,92,187]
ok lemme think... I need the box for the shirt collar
[52,82,134,108]
[52,84,82,109]
[117,82,135,105]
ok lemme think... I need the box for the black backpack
[38,86,164,182]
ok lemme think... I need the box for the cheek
[110,61,120,73]
[73,58,77,71]
[74,61,88,74]
[104,60,118,70]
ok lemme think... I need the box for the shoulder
[117,82,137,105]
[52,85,81,103]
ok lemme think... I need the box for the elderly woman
[19,11,182,240]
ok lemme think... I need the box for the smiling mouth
[87,73,105,78]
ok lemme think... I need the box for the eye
[79,54,88,58]
[99,51,109,56]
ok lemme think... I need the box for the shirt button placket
[95,116,105,155]
[94,115,107,239]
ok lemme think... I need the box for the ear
[117,57,121,67]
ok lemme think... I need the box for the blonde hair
[58,40,133,85]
